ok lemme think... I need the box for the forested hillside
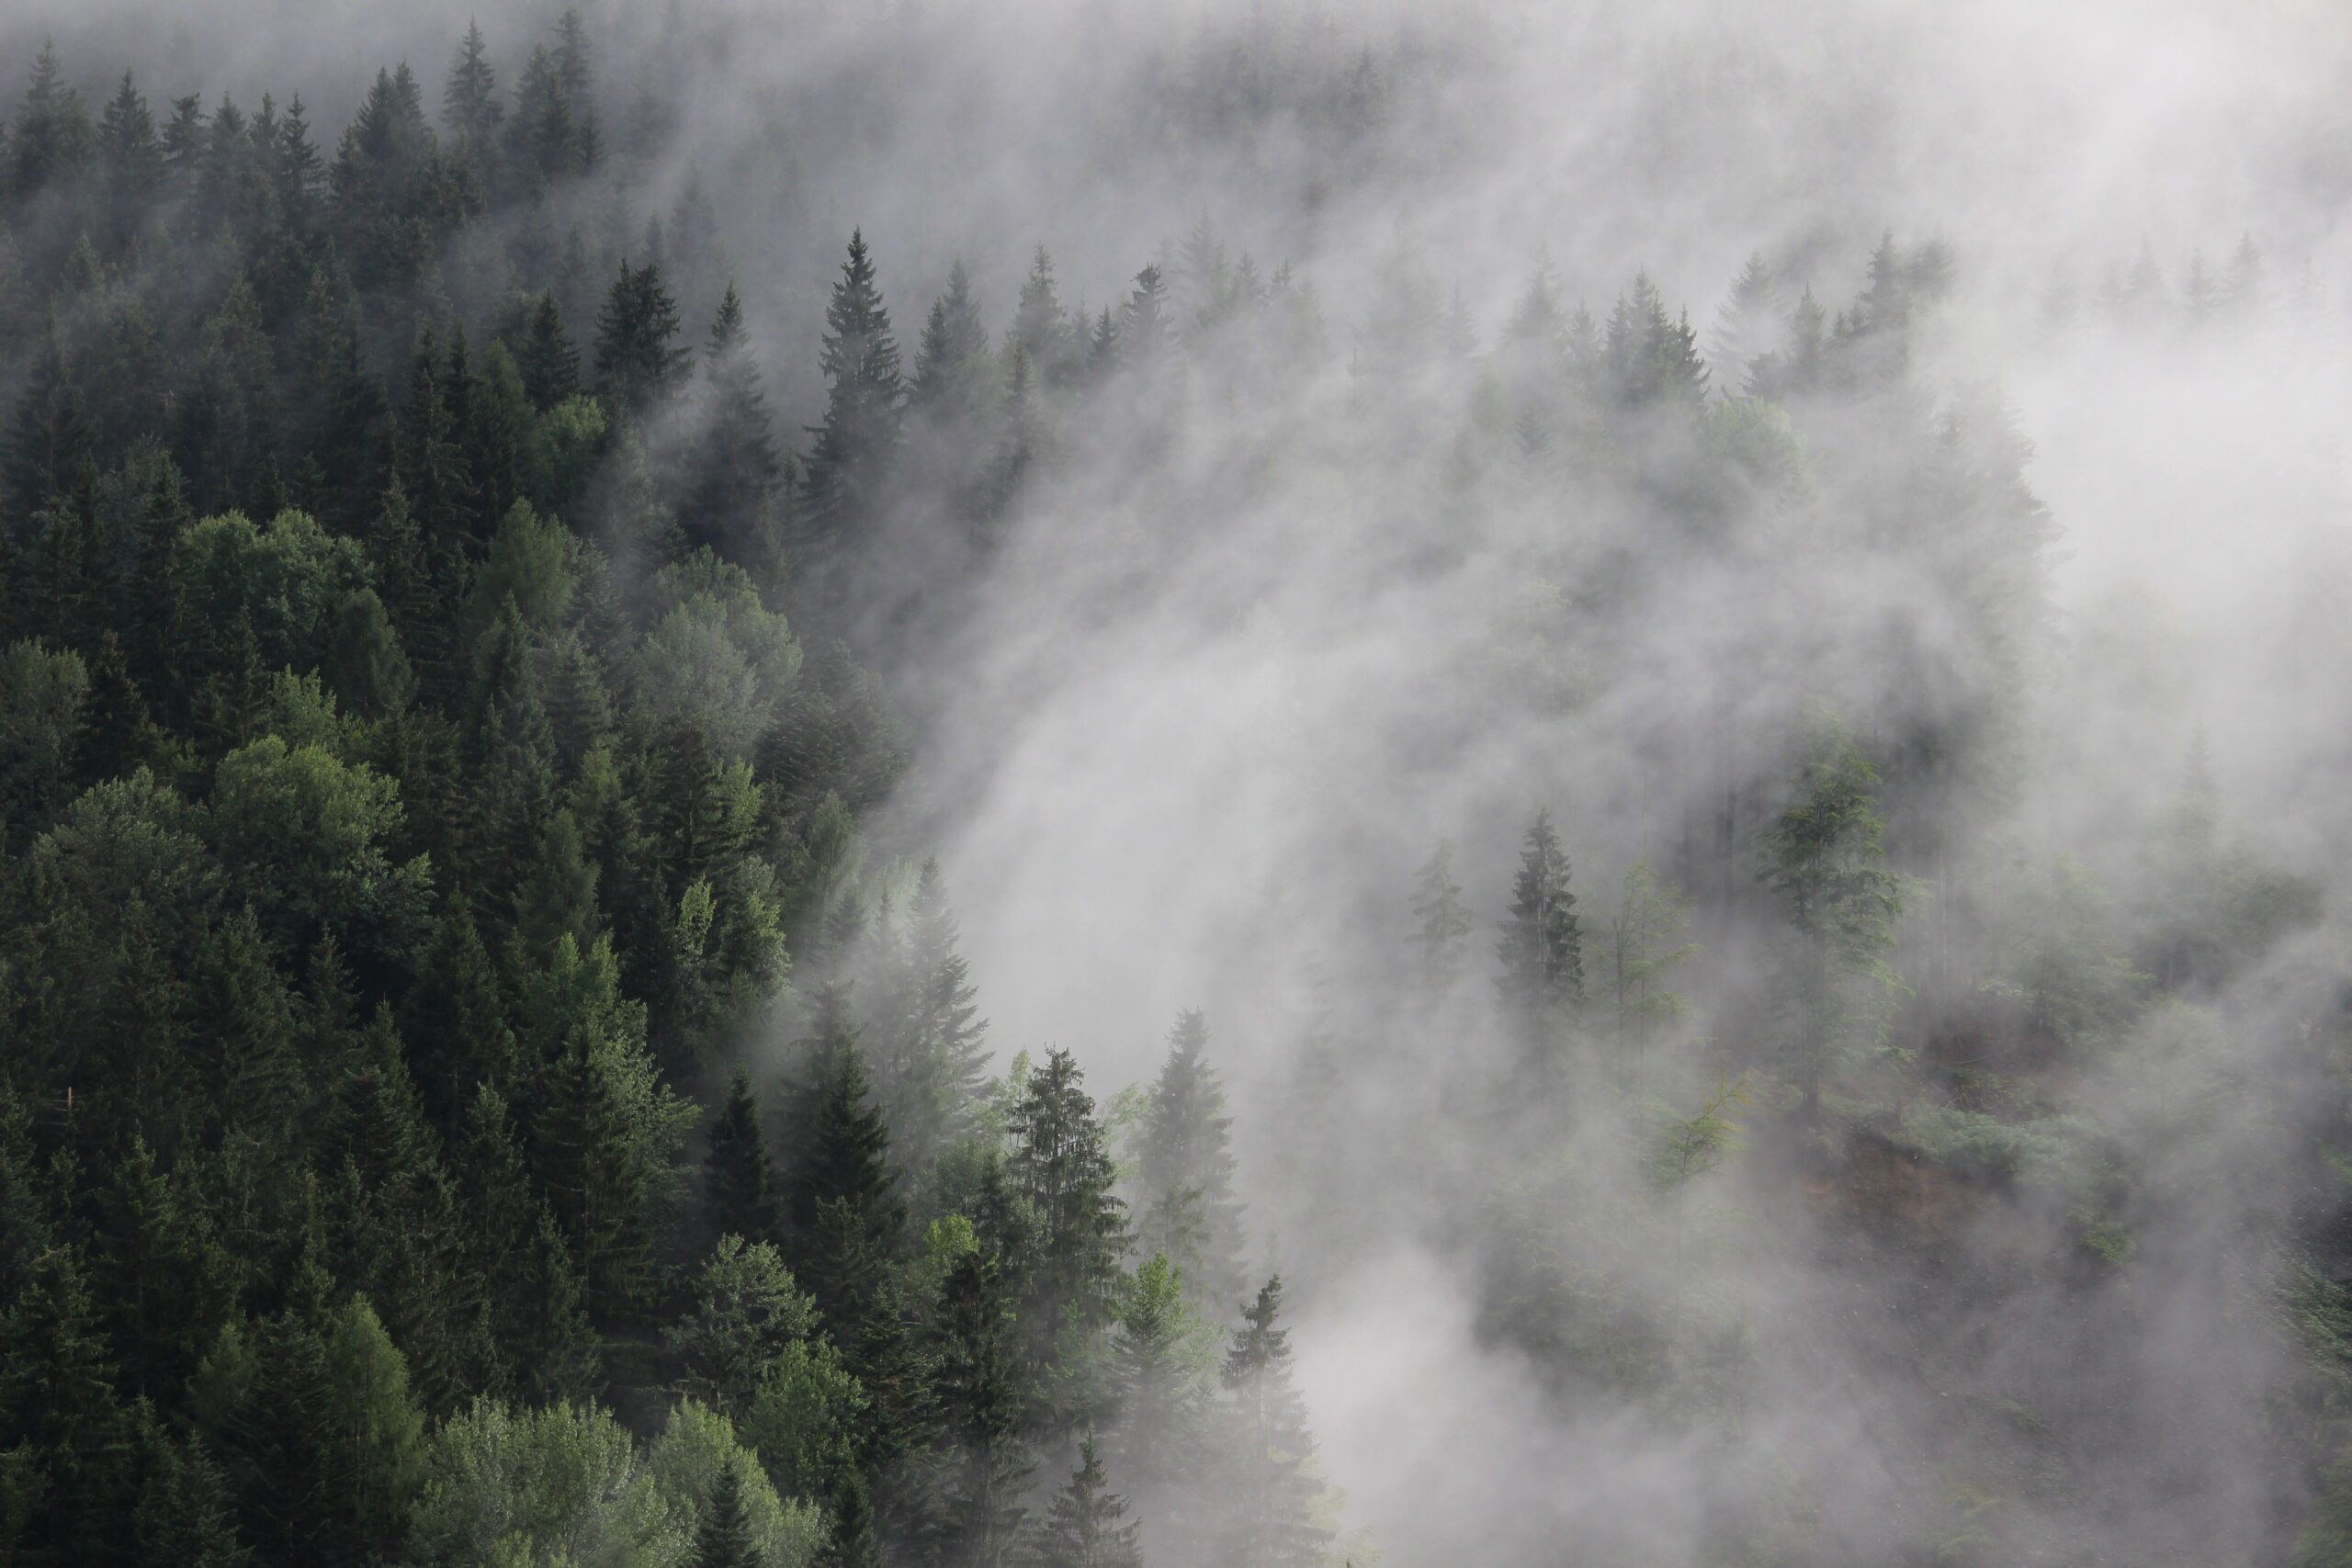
[3,5,2352,1567]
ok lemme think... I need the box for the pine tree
[684,282,784,558]
[595,259,691,417]
[1109,1251,1211,1536]
[11,43,94,202]
[443,21,504,155]
[706,1065,782,1248]
[1219,1276,1331,1568]
[1008,1048,1129,1398]
[96,72,163,251]
[1498,808,1583,1072]
[1011,244,1076,387]
[912,259,993,424]
[515,289,582,412]
[877,857,989,1166]
[1136,1010,1246,1315]
[802,230,904,544]
[786,984,906,1326]
[1709,250,1781,394]
[1119,265,1174,367]
[1409,839,1473,990]
[693,1463,762,1568]
[930,1245,1032,1568]
[1034,1436,1143,1568]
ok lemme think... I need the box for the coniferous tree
[877,857,989,1167]
[1136,1010,1246,1314]
[802,230,904,545]
[693,1463,762,1568]
[930,1244,1033,1568]
[706,1065,782,1249]
[515,289,582,412]
[786,984,906,1327]
[11,43,94,203]
[684,282,784,559]
[1008,1048,1128,1406]
[443,21,503,159]
[912,259,993,426]
[595,258,691,418]
[1218,1276,1331,1568]
[1011,243,1077,387]
[1033,1436,1143,1568]
[1498,807,1583,1075]
[1709,250,1781,394]
[1409,839,1473,990]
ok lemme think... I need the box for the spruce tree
[877,857,989,1167]
[595,259,691,418]
[912,259,993,426]
[515,289,582,412]
[1409,839,1473,990]
[684,282,783,558]
[1034,1436,1143,1568]
[1709,250,1781,395]
[1218,1276,1331,1568]
[802,230,904,543]
[930,1245,1033,1568]
[1008,1048,1129,1397]
[786,984,906,1326]
[443,21,504,156]
[1011,243,1076,386]
[1498,808,1583,1070]
[694,1463,762,1568]
[706,1065,782,1248]
[1136,1010,1246,1315]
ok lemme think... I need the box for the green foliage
[665,1235,820,1420]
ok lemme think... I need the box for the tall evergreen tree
[1008,1048,1128,1402]
[706,1065,782,1249]
[802,230,904,544]
[1033,1436,1143,1568]
[1498,808,1583,1071]
[1217,1276,1331,1568]
[693,1463,762,1568]
[1409,839,1473,990]
[443,20,504,164]
[1135,1010,1246,1315]
[683,282,783,559]
[594,258,691,418]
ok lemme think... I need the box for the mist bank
[0,3,2350,1568]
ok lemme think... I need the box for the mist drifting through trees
[2,1,2352,1565]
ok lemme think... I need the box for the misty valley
[2,3,2351,1566]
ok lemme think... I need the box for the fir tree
[1498,808,1583,1071]
[1709,250,1781,394]
[1008,1048,1129,1398]
[930,1245,1032,1568]
[594,259,691,418]
[693,1463,761,1568]
[802,230,904,544]
[1218,1276,1331,1568]
[683,282,783,558]
[1136,1010,1246,1314]
[912,259,994,426]
[1033,1436,1143,1568]
[443,20,504,155]
[515,289,582,412]
[706,1066,782,1249]
[786,984,906,1326]
[1409,839,1473,990]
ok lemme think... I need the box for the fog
[10,0,2352,1562]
